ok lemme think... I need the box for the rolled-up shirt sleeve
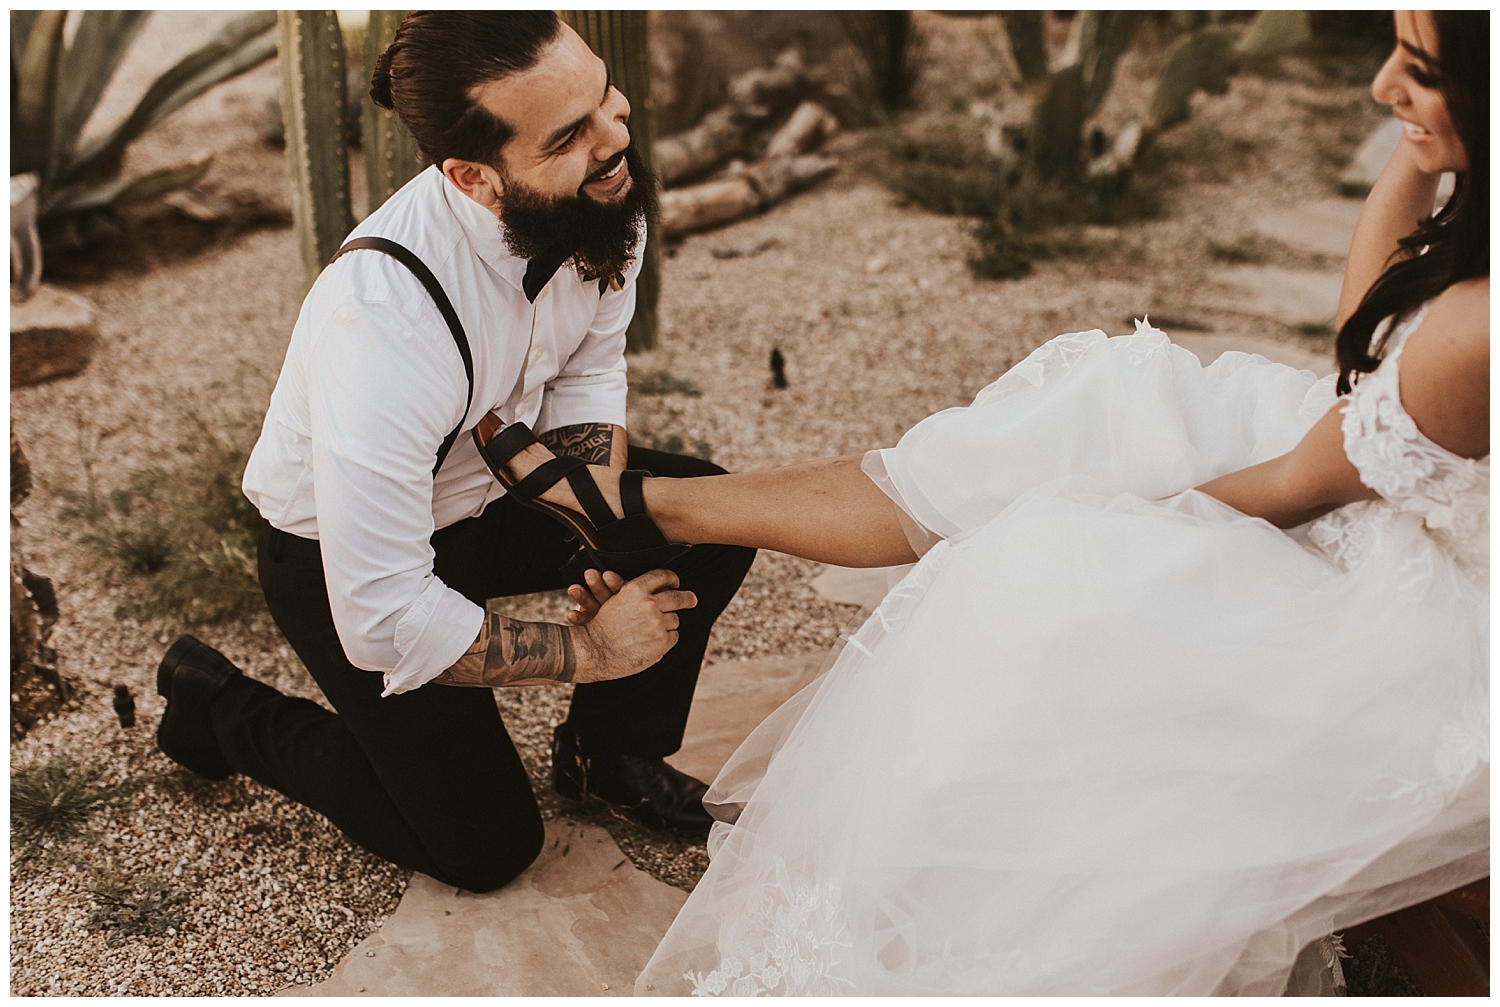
[536,242,643,432]
[307,294,484,696]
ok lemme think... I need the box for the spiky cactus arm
[1005,11,1139,185]
[560,11,660,353]
[278,10,356,291]
[361,10,423,214]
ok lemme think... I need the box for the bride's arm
[1198,279,1488,528]
[1336,142,1443,328]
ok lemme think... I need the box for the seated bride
[477,10,1488,996]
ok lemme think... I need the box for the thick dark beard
[496,144,658,281]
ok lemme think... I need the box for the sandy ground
[10,13,1398,997]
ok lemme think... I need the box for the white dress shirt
[243,165,639,696]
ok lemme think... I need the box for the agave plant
[10,10,277,252]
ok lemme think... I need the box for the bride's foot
[472,416,686,580]
[509,443,625,520]
[473,413,624,519]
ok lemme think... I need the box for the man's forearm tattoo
[433,611,576,687]
[539,422,616,465]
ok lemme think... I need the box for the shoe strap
[481,417,539,465]
[562,464,620,530]
[619,469,647,518]
[510,455,585,501]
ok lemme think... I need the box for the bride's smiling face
[1370,11,1468,174]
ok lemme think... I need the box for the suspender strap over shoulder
[329,237,475,476]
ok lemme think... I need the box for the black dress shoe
[156,634,241,781]
[552,725,714,835]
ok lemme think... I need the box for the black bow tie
[522,250,572,303]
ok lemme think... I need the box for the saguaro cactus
[278,10,355,291]
[560,11,660,353]
[362,10,424,213]
[1001,11,1139,185]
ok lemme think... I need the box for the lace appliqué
[686,859,855,996]
[1308,303,1487,578]
[998,329,1105,395]
[1368,695,1489,804]
[984,320,1170,402]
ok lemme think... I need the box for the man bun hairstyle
[369,47,396,110]
[369,11,564,169]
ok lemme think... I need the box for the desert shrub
[11,753,129,849]
[88,878,188,946]
[62,398,265,624]
[630,370,703,397]
[840,12,925,115]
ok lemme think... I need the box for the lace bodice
[1307,303,1489,577]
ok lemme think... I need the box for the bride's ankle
[584,464,625,522]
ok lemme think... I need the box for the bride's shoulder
[1392,278,1489,460]
[1427,277,1489,339]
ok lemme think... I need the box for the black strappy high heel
[472,414,689,583]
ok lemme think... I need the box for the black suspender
[328,237,475,476]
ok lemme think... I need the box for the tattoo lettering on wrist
[433,611,576,688]
[538,422,615,465]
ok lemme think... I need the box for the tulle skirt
[638,325,1488,996]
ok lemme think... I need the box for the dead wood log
[661,152,837,237]
[11,433,67,739]
[762,100,840,160]
[654,49,812,187]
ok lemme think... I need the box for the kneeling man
[155,11,754,893]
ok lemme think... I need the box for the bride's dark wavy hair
[1335,11,1489,395]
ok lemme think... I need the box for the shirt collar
[435,168,533,296]
[433,168,599,303]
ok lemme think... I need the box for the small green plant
[1294,321,1335,337]
[630,370,702,397]
[1208,238,1267,265]
[62,396,266,624]
[11,754,128,847]
[840,11,924,115]
[968,219,1037,281]
[88,877,188,946]
[11,11,277,253]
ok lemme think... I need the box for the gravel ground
[11,13,1399,997]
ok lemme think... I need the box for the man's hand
[571,569,696,683]
[566,568,625,625]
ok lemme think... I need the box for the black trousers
[210,447,755,893]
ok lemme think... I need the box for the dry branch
[654,49,812,187]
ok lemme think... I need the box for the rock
[666,654,826,784]
[282,653,831,997]
[1211,266,1345,329]
[10,284,99,388]
[278,822,687,997]
[10,433,66,740]
[11,174,42,301]
[1253,198,1363,258]
[809,565,909,610]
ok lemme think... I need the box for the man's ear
[442,158,503,211]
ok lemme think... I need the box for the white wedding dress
[637,309,1488,996]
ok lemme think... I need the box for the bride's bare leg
[643,455,918,567]
[503,441,918,567]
